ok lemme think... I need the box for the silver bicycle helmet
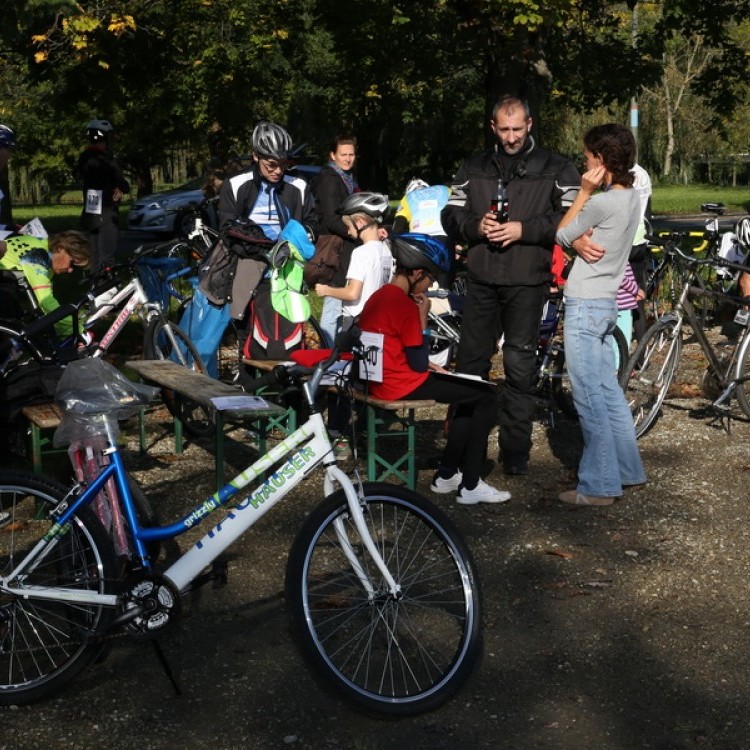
[86,119,113,142]
[0,124,17,149]
[735,216,750,250]
[251,120,293,160]
[336,192,389,221]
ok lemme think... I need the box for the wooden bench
[349,391,436,490]
[21,402,66,474]
[126,359,287,488]
[244,358,436,489]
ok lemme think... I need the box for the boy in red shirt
[358,234,510,505]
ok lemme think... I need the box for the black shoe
[503,457,528,476]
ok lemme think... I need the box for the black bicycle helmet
[0,124,17,149]
[86,118,113,143]
[336,192,389,222]
[252,120,293,160]
[391,232,452,288]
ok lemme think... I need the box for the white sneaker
[0,510,10,527]
[430,471,463,494]
[457,480,511,505]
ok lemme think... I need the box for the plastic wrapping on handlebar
[22,304,79,339]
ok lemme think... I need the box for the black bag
[0,360,65,425]
[303,234,344,286]
[243,285,304,360]
[198,239,238,306]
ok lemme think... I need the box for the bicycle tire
[285,483,482,716]
[550,325,629,420]
[732,328,750,418]
[0,471,117,705]
[144,317,214,437]
[619,317,683,439]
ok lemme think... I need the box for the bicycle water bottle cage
[701,203,725,215]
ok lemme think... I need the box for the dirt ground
[4,333,750,750]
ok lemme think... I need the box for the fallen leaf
[545,548,574,559]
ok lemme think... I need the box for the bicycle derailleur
[116,572,182,637]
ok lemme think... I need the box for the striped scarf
[328,161,358,195]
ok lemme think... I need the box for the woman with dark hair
[311,135,359,346]
[555,124,646,507]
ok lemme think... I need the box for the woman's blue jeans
[564,297,646,497]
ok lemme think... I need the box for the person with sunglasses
[216,120,318,386]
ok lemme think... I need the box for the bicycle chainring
[121,572,181,637]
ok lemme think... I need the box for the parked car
[127,178,217,237]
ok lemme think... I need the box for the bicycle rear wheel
[144,317,214,437]
[732,329,750,418]
[286,484,481,716]
[0,471,117,705]
[619,317,683,438]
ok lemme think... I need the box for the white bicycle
[0,333,482,715]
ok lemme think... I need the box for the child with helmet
[357,233,511,505]
[314,192,393,336]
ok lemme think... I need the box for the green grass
[651,185,750,215]
[14,205,84,234]
[13,182,750,234]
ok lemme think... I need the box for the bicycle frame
[1,375,401,608]
[84,275,158,354]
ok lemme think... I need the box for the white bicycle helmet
[405,178,429,193]
[86,119,113,142]
[0,124,17,148]
[336,192,389,221]
[735,216,750,250]
[251,120,292,160]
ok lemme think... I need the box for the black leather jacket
[442,138,580,286]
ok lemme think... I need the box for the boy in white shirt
[315,192,393,334]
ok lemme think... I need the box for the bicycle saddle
[701,202,725,215]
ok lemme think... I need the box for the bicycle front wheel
[286,484,481,716]
[0,471,117,705]
[144,317,214,437]
[619,317,683,438]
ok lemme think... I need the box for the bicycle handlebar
[646,234,750,276]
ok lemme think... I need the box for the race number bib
[85,189,103,215]
[359,331,384,382]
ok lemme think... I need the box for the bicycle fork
[324,469,401,601]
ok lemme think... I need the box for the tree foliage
[0,0,747,202]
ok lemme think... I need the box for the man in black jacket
[442,96,580,476]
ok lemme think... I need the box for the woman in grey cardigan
[555,124,647,506]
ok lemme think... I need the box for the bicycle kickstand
[151,639,182,696]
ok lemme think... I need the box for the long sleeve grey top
[556,188,641,299]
